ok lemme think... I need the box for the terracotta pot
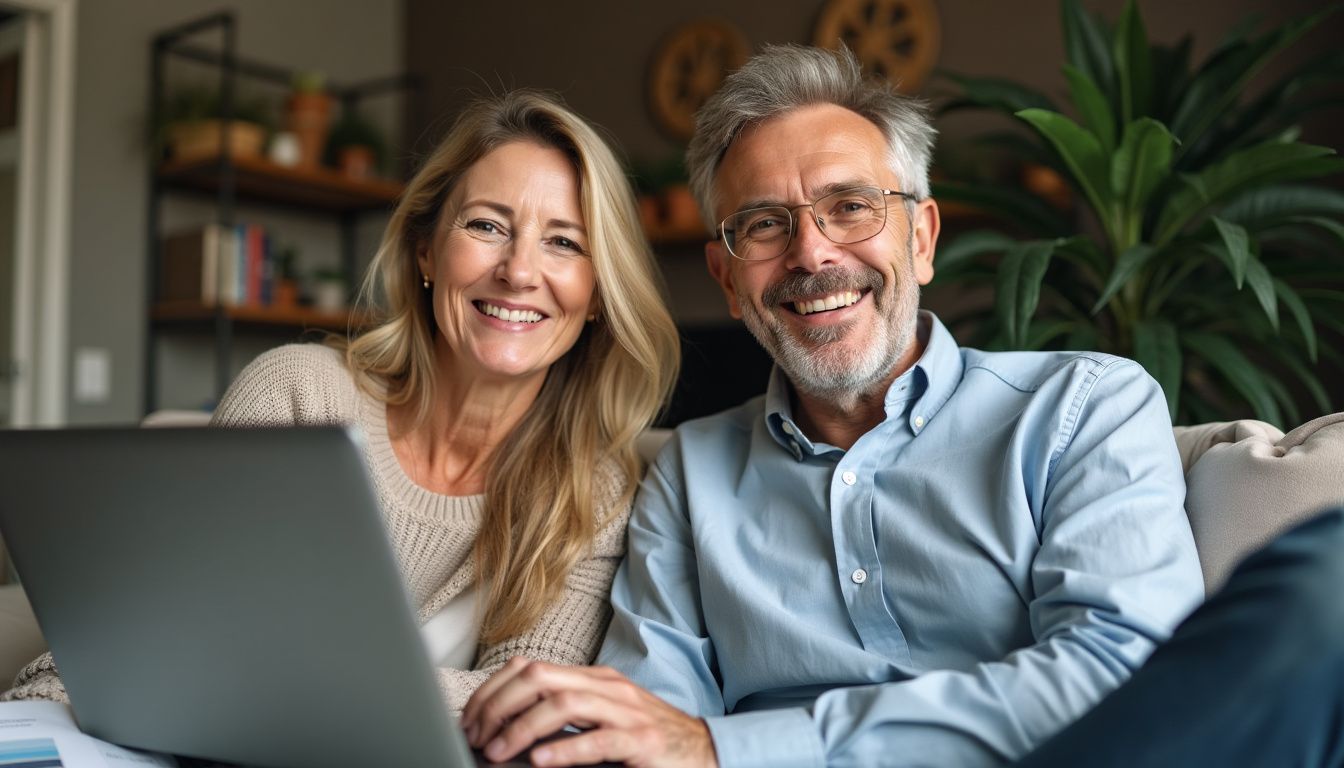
[285,91,334,169]
[167,119,266,161]
[661,184,703,237]
[338,145,375,179]
[274,279,299,308]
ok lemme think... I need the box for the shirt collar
[764,311,964,458]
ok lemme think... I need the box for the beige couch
[3,412,1343,687]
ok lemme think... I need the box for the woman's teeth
[793,290,861,316]
[478,301,543,323]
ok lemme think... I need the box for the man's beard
[736,252,921,407]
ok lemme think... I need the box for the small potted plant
[285,70,334,169]
[308,266,347,312]
[158,84,272,162]
[324,108,386,180]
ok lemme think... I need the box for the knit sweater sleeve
[211,342,359,428]
[436,459,633,712]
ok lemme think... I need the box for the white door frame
[2,0,74,426]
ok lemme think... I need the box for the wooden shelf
[151,301,371,332]
[157,154,404,213]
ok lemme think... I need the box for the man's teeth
[479,302,543,323]
[793,291,861,316]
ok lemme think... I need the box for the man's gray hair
[686,44,936,229]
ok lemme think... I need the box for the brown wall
[404,0,1342,327]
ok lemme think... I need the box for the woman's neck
[389,359,547,496]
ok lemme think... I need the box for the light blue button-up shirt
[597,312,1203,767]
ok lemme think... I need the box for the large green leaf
[1149,35,1193,123]
[1063,65,1116,154]
[1061,0,1116,105]
[1092,243,1157,314]
[1110,119,1175,243]
[1113,0,1154,124]
[934,229,1016,281]
[1218,184,1344,229]
[1168,5,1337,154]
[1017,109,1112,221]
[1133,319,1181,417]
[1261,372,1301,429]
[1243,257,1279,332]
[1211,217,1251,287]
[939,74,1057,115]
[1273,279,1318,362]
[996,240,1055,348]
[1154,142,1344,243]
[1182,330,1283,425]
[931,181,1072,237]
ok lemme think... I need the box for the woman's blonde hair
[340,90,679,644]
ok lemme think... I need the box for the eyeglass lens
[722,186,891,261]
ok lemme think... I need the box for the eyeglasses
[718,186,916,262]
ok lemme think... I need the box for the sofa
[3,411,1343,688]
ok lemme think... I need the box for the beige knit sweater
[3,343,630,712]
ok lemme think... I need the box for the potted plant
[323,108,385,179]
[158,84,272,162]
[286,70,334,169]
[932,0,1344,426]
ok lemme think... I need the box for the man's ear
[705,240,743,319]
[911,198,941,286]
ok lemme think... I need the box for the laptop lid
[0,426,477,768]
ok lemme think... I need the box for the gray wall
[65,0,403,424]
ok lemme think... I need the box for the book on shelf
[158,223,276,308]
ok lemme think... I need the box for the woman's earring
[586,313,597,322]
[422,275,431,289]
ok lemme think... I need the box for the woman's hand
[461,657,718,768]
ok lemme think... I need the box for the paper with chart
[0,701,177,768]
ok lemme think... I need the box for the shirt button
[782,422,795,435]
[914,415,926,428]
[851,568,868,584]
[841,470,857,485]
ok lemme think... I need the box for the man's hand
[461,657,718,768]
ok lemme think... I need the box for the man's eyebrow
[731,179,876,212]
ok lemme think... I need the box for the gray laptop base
[0,426,503,768]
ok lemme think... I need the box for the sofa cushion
[1176,412,1344,594]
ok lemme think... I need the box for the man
[461,46,1344,768]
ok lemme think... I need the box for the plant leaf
[1168,5,1338,154]
[1113,0,1154,124]
[933,229,1017,281]
[996,240,1055,348]
[1133,319,1181,417]
[1150,35,1193,123]
[1211,216,1251,287]
[1243,257,1278,332]
[1110,118,1175,239]
[939,73,1058,115]
[1092,243,1157,314]
[1154,142,1344,243]
[1017,109,1112,221]
[1182,330,1283,425]
[1218,184,1344,229]
[931,180,1072,237]
[1270,346,1333,415]
[1061,0,1116,106]
[1273,279,1318,362]
[1063,64,1116,154]
[1260,372,1301,429]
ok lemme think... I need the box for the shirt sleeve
[606,360,1203,768]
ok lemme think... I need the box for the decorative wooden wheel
[647,20,750,141]
[812,0,941,93]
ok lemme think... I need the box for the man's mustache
[761,266,885,307]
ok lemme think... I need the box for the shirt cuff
[703,707,825,768]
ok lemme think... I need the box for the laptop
[0,426,542,768]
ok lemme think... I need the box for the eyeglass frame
[717,186,919,262]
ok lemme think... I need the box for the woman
[4,90,680,711]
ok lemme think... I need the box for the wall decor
[813,0,940,93]
[647,19,750,141]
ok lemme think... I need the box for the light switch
[74,347,111,403]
